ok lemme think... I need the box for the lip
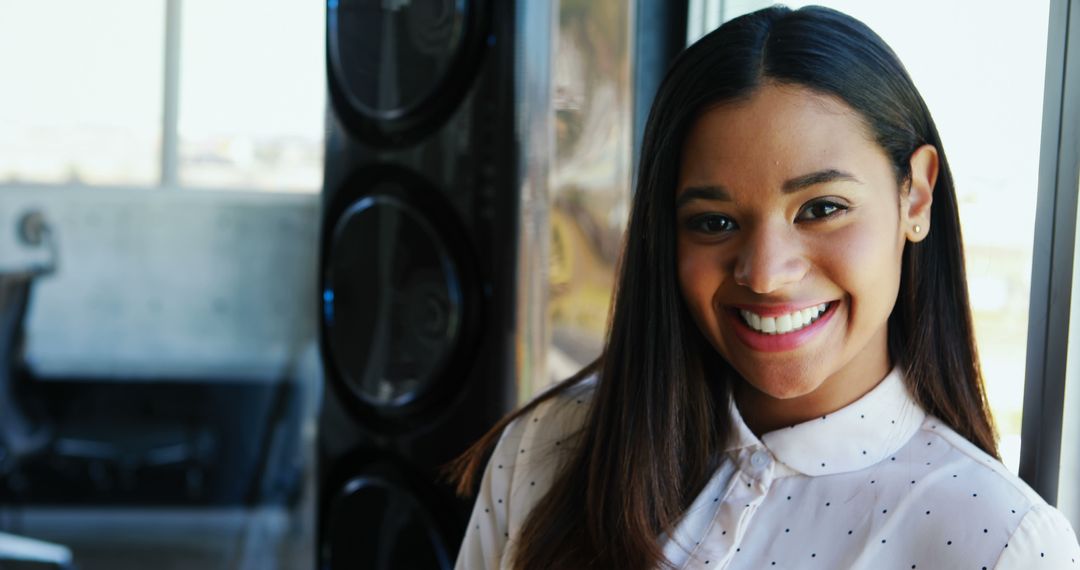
[729,300,839,353]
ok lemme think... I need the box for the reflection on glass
[545,0,634,386]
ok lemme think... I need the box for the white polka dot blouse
[455,366,1080,569]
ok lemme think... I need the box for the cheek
[677,241,726,315]
[822,215,904,320]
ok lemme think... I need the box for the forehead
[678,83,885,189]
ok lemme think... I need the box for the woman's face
[675,82,934,419]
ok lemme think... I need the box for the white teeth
[790,310,805,329]
[761,316,777,333]
[741,303,831,335]
[776,314,793,334]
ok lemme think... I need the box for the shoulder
[918,416,1042,507]
[903,416,1079,568]
[487,375,597,524]
[454,375,598,569]
[992,502,1080,568]
[497,375,596,482]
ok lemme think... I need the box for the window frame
[161,0,181,187]
[1021,0,1080,506]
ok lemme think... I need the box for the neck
[734,354,892,436]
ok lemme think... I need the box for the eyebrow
[675,168,862,209]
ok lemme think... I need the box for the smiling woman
[675,84,936,433]
[450,5,1080,570]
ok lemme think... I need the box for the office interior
[0,0,1078,568]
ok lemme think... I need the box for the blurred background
[0,0,1075,568]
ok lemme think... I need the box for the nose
[733,225,810,294]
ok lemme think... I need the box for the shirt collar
[725,365,926,476]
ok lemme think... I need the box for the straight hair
[449,6,997,569]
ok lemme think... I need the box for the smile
[739,303,829,335]
[728,301,839,353]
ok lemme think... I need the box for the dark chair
[0,211,57,478]
[0,211,73,569]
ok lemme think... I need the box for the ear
[903,144,938,243]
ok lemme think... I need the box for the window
[0,1,165,186]
[178,0,325,191]
[0,0,325,193]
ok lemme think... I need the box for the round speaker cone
[323,194,463,409]
[324,476,450,569]
[330,0,467,119]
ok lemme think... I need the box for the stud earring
[913,225,922,234]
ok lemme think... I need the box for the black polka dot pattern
[454,368,1080,569]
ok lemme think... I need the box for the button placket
[689,448,774,569]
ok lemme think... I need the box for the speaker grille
[323,193,464,410]
[327,0,485,144]
[323,475,451,569]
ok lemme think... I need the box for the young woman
[452,5,1080,569]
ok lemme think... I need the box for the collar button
[750,450,770,469]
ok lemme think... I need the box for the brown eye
[686,213,737,234]
[797,200,846,221]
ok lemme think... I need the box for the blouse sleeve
[454,416,527,570]
[993,503,1080,569]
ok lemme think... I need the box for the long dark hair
[450,6,997,569]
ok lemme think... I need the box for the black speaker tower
[317,0,534,568]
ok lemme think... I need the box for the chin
[739,366,827,401]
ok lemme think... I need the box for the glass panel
[0,0,165,186]
[754,0,1052,474]
[178,0,325,192]
[544,0,635,388]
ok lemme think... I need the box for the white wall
[0,186,320,382]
